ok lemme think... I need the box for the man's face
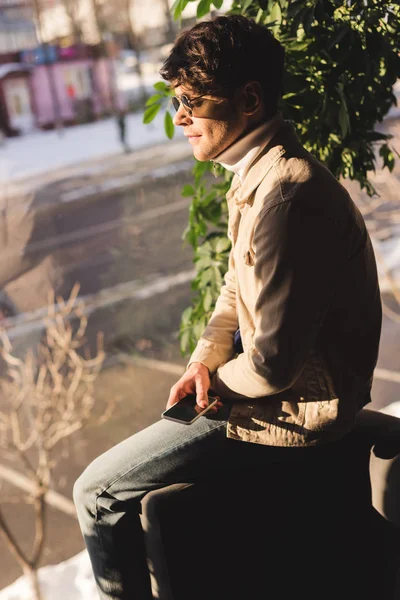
[172,86,248,162]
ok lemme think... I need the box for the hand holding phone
[161,394,220,425]
[166,362,210,411]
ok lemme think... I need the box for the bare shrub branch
[0,283,114,599]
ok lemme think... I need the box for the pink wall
[30,58,124,127]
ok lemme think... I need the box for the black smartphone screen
[162,394,217,424]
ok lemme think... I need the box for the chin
[193,148,213,162]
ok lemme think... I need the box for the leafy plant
[144,0,400,355]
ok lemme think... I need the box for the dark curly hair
[160,14,285,119]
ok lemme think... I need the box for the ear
[242,81,263,116]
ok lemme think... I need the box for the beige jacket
[189,117,382,447]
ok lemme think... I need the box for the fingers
[166,384,186,409]
[195,373,210,409]
[166,363,212,410]
[206,399,223,414]
[166,378,195,409]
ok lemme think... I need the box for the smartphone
[161,394,219,425]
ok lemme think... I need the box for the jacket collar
[226,117,297,209]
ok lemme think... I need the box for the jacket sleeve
[211,199,343,399]
[187,244,238,375]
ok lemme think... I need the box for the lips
[186,134,202,144]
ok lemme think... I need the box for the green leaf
[379,144,395,171]
[182,184,195,197]
[330,133,341,144]
[302,6,315,34]
[327,26,349,51]
[289,7,307,37]
[196,257,213,272]
[180,328,191,354]
[185,227,198,248]
[210,265,223,289]
[212,0,223,8]
[203,287,213,312]
[215,236,231,254]
[164,111,175,139]
[145,93,163,107]
[202,190,217,206]
[241,0,253,14]
[337,86,350,138]
[193,160,212,183]
[198,220,207,237]
[286,40,310,52]
[171,0,190,20]
[200,268,213,287]
[181,306,193,325]
[287,0,304,18]
[197,0,212,18]
[269,2,282,26]
[198,241,212,256]
[143,103,161,124]
[207,202,223,224]
[255,7,265,23]
[153,81,169,92]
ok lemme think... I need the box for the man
[73,14,382,599]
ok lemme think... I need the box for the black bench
[140,408,400,600]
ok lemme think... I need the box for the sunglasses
[171,93,209,117]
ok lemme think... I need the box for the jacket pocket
[295,353,340,433]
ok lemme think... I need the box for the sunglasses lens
[181,95,190,109]
[181,96,193,115]
[171,95,193,116]
[171,97,180,112]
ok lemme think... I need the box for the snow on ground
[0,550,96,600]
[116,66,160,98]
[0,106,184,185]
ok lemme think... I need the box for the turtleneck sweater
[213,111,283,182]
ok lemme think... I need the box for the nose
[173,104,192,127]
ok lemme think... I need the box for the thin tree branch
[0,506,31,569]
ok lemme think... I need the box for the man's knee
[73,463,97,512]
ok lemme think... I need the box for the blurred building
[0,62,33,134]
[0,0,36,136]
[0,0,37,53]
[0,43,125,135]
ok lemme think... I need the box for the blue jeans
[73,402,335,599]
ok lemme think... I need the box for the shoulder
[256,148,351,218]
